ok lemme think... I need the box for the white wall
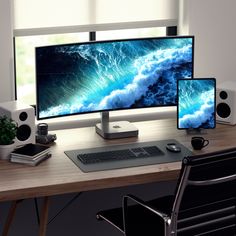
[179,0,236,83]
[0,0,14,102]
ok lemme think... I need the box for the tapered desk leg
[2,200,23,236]
[39,196,50,236]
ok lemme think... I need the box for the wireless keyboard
[77,146,164,164]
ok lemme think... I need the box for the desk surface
[0,119,235,202]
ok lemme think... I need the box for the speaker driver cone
[16,125,31,141]
[216,103,231,118]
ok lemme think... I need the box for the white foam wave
[179,90,215,128]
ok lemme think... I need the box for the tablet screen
[177,78,216,130]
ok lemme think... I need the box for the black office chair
[97,147,236,236]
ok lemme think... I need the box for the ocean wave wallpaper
[36,37,194,119]
[178,79,216,129]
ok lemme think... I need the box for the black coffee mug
[191,136,209,150]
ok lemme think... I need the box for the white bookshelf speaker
[216,81,236,125]
[0,101,35,146]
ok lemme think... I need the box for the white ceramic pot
[0,143,15,160]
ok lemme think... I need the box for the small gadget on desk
[36,123,57,144]
[177,78,216,134]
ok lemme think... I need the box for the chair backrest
[171,147,236,236]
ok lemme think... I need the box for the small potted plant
[0,115,17,160]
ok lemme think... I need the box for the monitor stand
[186,128,207,135]
[95,111,139,139]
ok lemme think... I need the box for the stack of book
[10,143,51,166]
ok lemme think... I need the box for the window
[15,32,89,104]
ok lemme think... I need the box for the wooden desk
[0,119,236,235]
[1,118,236,202]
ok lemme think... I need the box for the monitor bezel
[177,77,216,130]
[35,35,195,121]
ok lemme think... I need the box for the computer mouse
[166,143,181,153]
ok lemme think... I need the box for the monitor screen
[177,78,216,130]
[36,36,194,120]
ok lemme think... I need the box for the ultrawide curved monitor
[36,36,194,120]
[177,78,216,130]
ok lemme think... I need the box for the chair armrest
[123,194,168,218]
[122,194,169,235]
